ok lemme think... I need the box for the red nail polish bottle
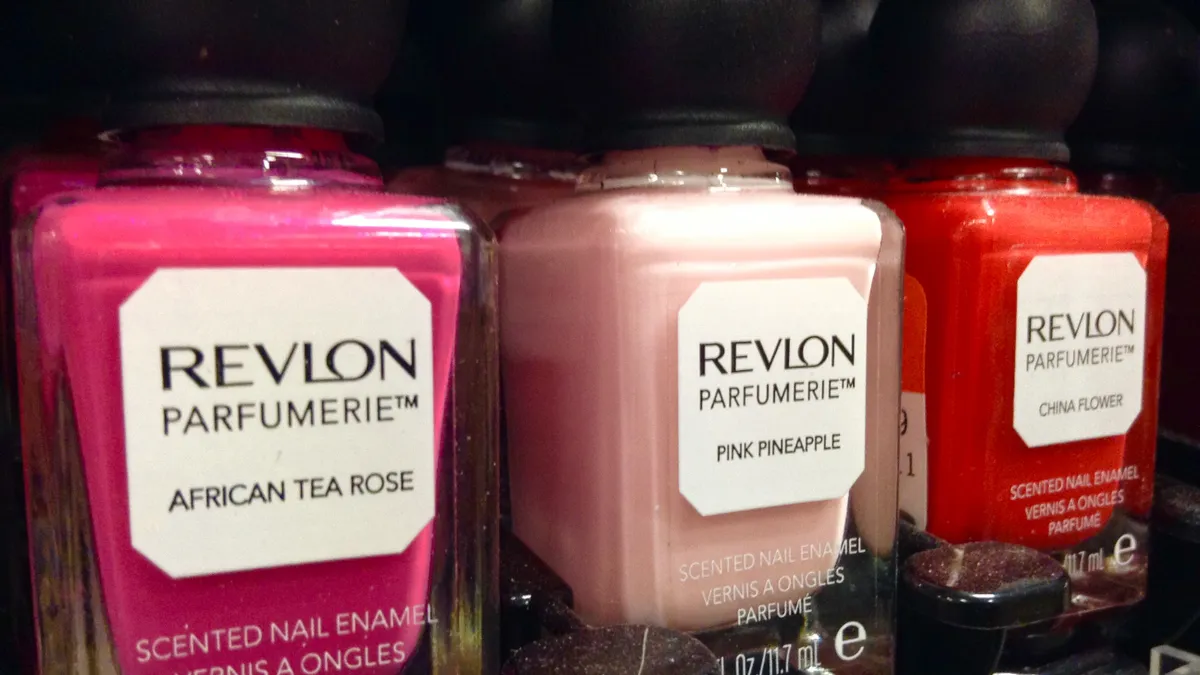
[1068,0,1197,204]
[14,2,499,673]
[388,0,579,228]
[874,0,1165,605]
[789,0,894,197]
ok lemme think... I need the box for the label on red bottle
[677,277,869,516]
[1013,253,1147,448]
[120,268,436,578]
[900,275,928,529]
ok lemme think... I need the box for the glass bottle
[15,123,497,674]
[872,0,1165,623]
[390,142,579,227]
[503,144,902,669]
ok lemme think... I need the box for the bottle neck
[443,142,581,183]
[36,117,107,156]
[792,157,895,197]
[98,126,382,190]
[887,157,1078,194]
[1074,168,1173,203]
[578,146,793,191]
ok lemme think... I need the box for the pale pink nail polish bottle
[387,0,579,229]
[14,2,498,674]
[500,1,902,671]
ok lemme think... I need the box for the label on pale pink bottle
[120,267,436,578]
[1013,253,1146,448]
[677,278,868,516]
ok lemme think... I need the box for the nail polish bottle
[14,1,498,673]
[388,0,579,228]
[1,0,115,219]
[1,2,110,669]
[501,0,903,670]
[1116,470,1200,659]
[1151,13,1200,451]
[874,0,1165,598]
[0,86,41,675]
[0,105,104,675]
[7,117,105,223]
[1068,0,1198,203]
[790,0,893,198]
[377,34,452,176]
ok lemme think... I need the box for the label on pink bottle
[676,277,868,517]
[120,267,436,578]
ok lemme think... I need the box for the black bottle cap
[1135,475,1200,653]
[790,0,885,156]
[1019,649,1149,675]
[95,0,406,139]
[898,518,947,564]
[1158,434,1200,487]
[376,28,451,169]
[1168,0,1200,31]
[500,531,584,658]
[502,627,720,675]
[422,0,577,151]
[1154,475,1200,541]
[897,543,1072,675]
[871,0,1099,161]
[902,542,1069,629]
[0,2,36,138]
[554,0,822,151]
[1069,0,1200,172]
[0,0,108,146]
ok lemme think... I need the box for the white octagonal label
[121,267,435,578]
[678,277,868,516]
[1014,253,1147,448]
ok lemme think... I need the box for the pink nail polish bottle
[501,1,903,671]
[387,0,579,229]
[1,0,110,223]
[14,2,498,673]
[1,1,111,665]
[7,117,106,224]
[0,109,105,675]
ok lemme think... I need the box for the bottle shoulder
[390,165,572,193]
[27,186,491,243]
[882,189,1158,215]
[503,189,898,249]
[884,191,1165,246]
[1160,192,1200,225]
[9,158,102,223]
